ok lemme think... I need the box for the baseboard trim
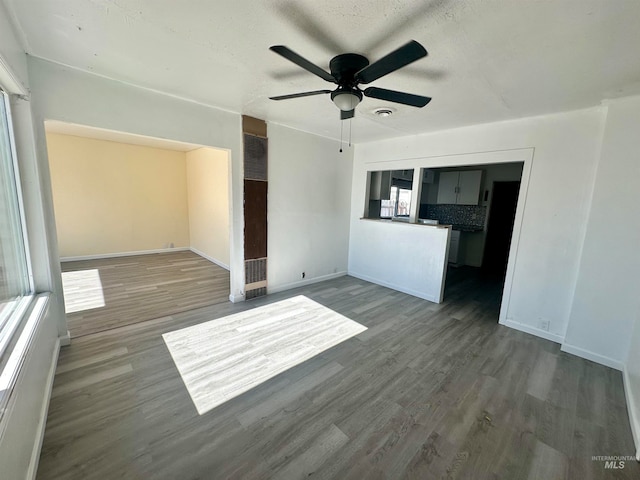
[560,342,624,371]
[60,247,190,262]
[229,293,245,303]
[59,330,71,347]
[267,272,347,295]
[26,337,60,480]
[346,271,439,303]
[189,247,230,271]
[622,365,640,461]
[501,319,564,344]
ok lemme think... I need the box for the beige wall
[186,147,230,268]
[46,132,190,257]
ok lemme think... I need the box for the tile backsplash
[421,204,487,228]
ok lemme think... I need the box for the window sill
[0,294,50,430]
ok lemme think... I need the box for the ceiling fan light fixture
[269,41,432,120]
[331,90,362,111]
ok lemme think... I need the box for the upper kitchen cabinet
[436,170,483,205]
[436,171,459,204]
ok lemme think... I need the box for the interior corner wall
[560,95,640,456]
[564,95,640,369]
[186,147,230,268]
[266,123,353,292]
[26,56,245,301]
[625,311,640,458]
[349,107,606,342]
[47,132,190,258]
[0,7,66,480]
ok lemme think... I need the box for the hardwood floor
[61,251,230,337]
[38,272,639,479]
[162,295,367,415]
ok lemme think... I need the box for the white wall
[564,95,640,370]
[0,6,65,479]
[350,221,450,302]
[186,147,230,269]
[0,8,27,94]
[625,310,640,459]
[349,107,606,342]
[26,57,245,301]
[267,123,352,292]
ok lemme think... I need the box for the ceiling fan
[269,40,432,120]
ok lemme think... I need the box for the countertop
[360,218,449,229]
[450,224,484,232]
[360,218,483,232]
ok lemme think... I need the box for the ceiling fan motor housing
[329,53,368,111]
[329,53,369,85]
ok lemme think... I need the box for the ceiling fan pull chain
[349,118,352,147]
[339,119,344,153]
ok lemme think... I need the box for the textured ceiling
[5,0,640,143]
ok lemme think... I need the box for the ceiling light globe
[333,92,361,111]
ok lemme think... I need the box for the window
[392,186,412,217]
[380,195,394,218]
[0,89,32,353]
[381,186,411,217]
[366,169,414,219]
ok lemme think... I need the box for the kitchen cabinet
[437,171,459,204]
[436,170,482,205]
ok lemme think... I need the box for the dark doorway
[482,181,521,277]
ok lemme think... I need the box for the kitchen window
[382,186,412,218]
[366,169,414,220]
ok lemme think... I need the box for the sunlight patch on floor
[162,295,367,415]
[61,269,106,313]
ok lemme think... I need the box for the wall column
[242,116,268,299]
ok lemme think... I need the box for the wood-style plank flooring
[38,269,639,479]
[61,251,230,337]
[162,295,367,415]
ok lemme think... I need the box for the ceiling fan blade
[269,90,332,101]
[355,40,427,84]
[364,87,431,107]
[270,46,336,83]
[341,109,355,120]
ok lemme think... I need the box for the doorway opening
[483,181,521,277]
[45,121,233,337]
[418,162,524,316]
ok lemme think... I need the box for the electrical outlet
[302,272,305,279]
[541,320,550,331]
